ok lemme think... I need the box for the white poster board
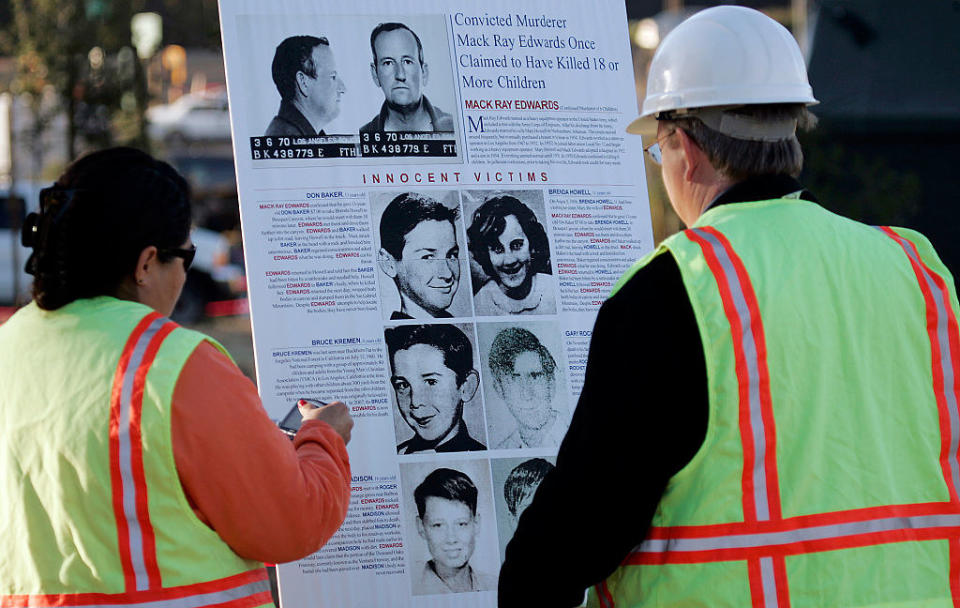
[217,1,652,605]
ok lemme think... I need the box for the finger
[297,399,321,413]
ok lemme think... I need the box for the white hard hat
[628,6,817,135]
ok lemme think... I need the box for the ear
[416,516,426,539]
[472,512,481,536]
[370,62,380,88]
[134,245,160,285]
[676,129,703,183]
[295,71,310,97]
[378,247,398,278]
[458,370,480,403]
[421,62,429,88]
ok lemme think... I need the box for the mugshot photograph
[399,461,499,595]
[371,191,471,321]
[477,321,570,450]
[491,457,556,562]
[265,35,345,137]
[362,21,455,134]
[385,323,488,454]
[236,14,375,139]
[464,190,557,316]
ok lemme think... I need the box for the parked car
[146,92,231,145]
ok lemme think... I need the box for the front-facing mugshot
[385,324,487,454]
[465,191,557,316]
[374,191,471,320]
[400,462,499,596]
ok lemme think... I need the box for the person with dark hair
[361,22,453,133]
[412,468,496,594]
[385,324,484,453]
[488,327,565,449]
[467,195,556,315]
[266,35,345,136]
[378,192,461,319]
[503,459,555,525]
[0,147,353,604]
[501,7,960,608]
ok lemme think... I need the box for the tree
[9,0,148,161]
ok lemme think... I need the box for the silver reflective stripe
[20,578,271,608]
[638,513,960,554]
[694,229,770,521]
[118,316,168,590]
[884,229,960,497]
[760,557,778,608]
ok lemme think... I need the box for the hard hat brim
[626,114,658,135]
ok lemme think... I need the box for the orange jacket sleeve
[171,340,351,564]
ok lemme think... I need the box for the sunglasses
[159,244,197,272]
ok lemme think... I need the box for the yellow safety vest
[591,199,960,607]
[0,296,270,607]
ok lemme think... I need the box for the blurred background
[0,0,958,382]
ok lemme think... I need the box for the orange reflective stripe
[600,581,615,608]
[0,569,269,608]
[108,313,177,591]
[685,227,783,607]
[772,556,791,608]
[686,227,782,524]
[879,227,960,502]
[879,227,960,607]
[130,321,178,589]
[110,312,162,591]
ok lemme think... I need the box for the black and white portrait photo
[477,322,569,450]
[234,14,459,161]
[464,190,557,316]
[265,35,345,137]
[371,190,471,320]
[385,324,487,454]
[362,22,455,134]
[400,461,498,596]
[491,457,556,562]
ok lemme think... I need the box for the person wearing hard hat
[499,5,960,607]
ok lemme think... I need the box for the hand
[298,399,353,445]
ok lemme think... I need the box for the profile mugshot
[412,468,497,594]
[385,324,486,454]
[467,195,557,316]
[378,192,465,320]
[488,327,566,449]
[362,22,454,133]
[266,35,345,137]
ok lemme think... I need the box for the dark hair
[467,195,551,280]
[26,147,190,310]
[271,35,329,101]
[414,467,478,518]
[370,22,424,66]
[503,458,554,516]
[379,192,458,260]
[385,324,474,386]
[488,327,556,383]
[662,104,817,181]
